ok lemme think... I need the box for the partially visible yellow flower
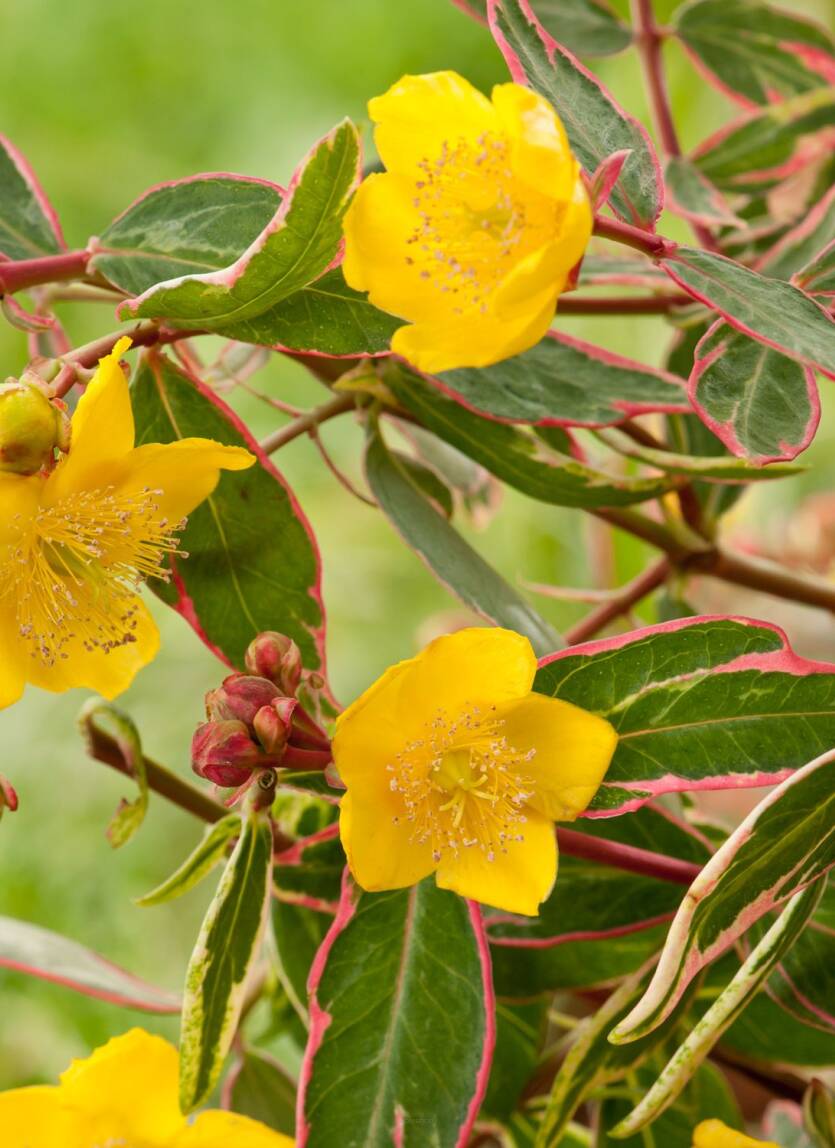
[332,627,616,916]
[343,71,592,373]
[693,1119,778,1147]
[0,339,254,708]
[0,1028,293,1147]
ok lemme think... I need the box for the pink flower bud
[253,696,297,755]
[245,632,303,695]
[205,673,281,726]
[191,720,262,787]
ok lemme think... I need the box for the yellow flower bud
[0,378,67,474]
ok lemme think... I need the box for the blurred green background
[1,0,832,1085]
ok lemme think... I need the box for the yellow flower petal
[59,1029,184,1145]
[435,805,557,915]
[0,472,41,543]
[0,603,27,709]
[340,788,436,892]
[332,657,417,785]
[172,1109,295,1148]
[369,71,496,176]
[114,438,255,524]
[0,1085,81,1147]
[492,82,575,199]
[496,692,617,821]
[692,1119,778,1148]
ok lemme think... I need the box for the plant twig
[260,392,356,453]
[52,322,200,396]
[592,216,675,259]
[699,547,835,614]
[559,293,691,314]
[0,250,91,295]
[565,557,671,645]
[558,826,701,884]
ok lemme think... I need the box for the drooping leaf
[298,872,494,1148]
[664,156,742,227]
[766,881,835,1035]
[675,0,835,107]
[0,135,64,260]
[120,121,360,328]
[78,699,148,849]
[688,320,819,464]
[0,916,179,1013]
[180,810,274,1111]
[534,617,835,815]
[135,815,241,907]
[225,1048,297,1136]
[487,0,662,227]
[661,245,835,379]
[131,351,326,671]
[454,0,631,56]
[612,750,835,1043]
[398,423,501,527]
[365,416,562,656]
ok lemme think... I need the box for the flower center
[0,485,185,666]
[387,704,535,864]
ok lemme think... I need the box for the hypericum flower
[693,1120,777,1147]
[0,338,253,708]
[0,1028,293,1147]
[342,71,592,373]
[332,627,616,916]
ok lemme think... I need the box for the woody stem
[0,250,91,295]
[557,827,701,884]
[564,557,671,645]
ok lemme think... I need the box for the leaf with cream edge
[664,157,742,228]
[533,616,835,815]
[0,916,179,1013]
[119,120,360,329]
[611,749,835,1044]
[131,351,326,672]
[765,878,835,1035]
[135,814,241,907]
[688,320,820,465]
[452,0,631,57]
[180,809,274,1112]
[487,0,662,228]
[0,135,65,260]
[297,871,495,1148]
[674,0,835,107]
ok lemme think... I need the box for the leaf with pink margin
[757,183,835,281]
[0,135,65,260]
[611,750,835,1044]
[487,0,662,227]
[688,319,820,465]
[661,245,835,380]
[534,615,835,815]
[451,0,631,56]
[664,156,742,228]
[297,870,495,1148]
[794,238,835,298]
[590,150,632,211]
[0,915,179,1013]
[579,251,668,289]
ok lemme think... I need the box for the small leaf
[664,156,742,228]
[136,815,241,907]
[225,1048,297,1135]
[0,135,64,260]
[0,916,179,1012]
[487,0,662,227]
[180,809,274,1112]
[78,699,148,849]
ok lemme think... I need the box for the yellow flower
[693,1120,778,1147]
[332,627,616,916]
[0,339,253,708]
[342,71,592,373]
[0,1028,293,1147]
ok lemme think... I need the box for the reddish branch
[52,322,200,396]
[592,216,675,258]
[0,249,90,295]
[557,826,701,884]
[565,557,671,645]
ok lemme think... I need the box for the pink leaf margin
[589,149,632,212]
[756,182,835,277]
[664,159,743,228]
[296,869,496,1148]
[0,134,66,256]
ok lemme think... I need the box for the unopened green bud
[0,378,68,475]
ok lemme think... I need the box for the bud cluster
[191,632,331,797]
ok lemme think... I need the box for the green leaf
[675,0,835,106]
[612,751,835,1043]
[456,0,631,56]
[487,0,662,227]
[299,875,493,1147]
[365,415,562,656]
[482,1001,548,1124]
[762,878,835,1035]
[384,363,679,508]
[803,1079,835,1148]
[579,252,668,289]
[794,239,835,299]
[400,424,499,525]
[533,617,835,814]
[760,186,835,282]
[121,121,360,328]
[135,815,241,907]
[661,245,835,379]
[131,351,325,671]
[78,699,148,849]
[390,451,455,518]
[225,1048,297,1135]
[180,810,274,1112]
[0,135,64,260]
[271,900,331,1024]
[0,916,179,1013]
[274,825,344,911]
[599,425,806,479]
[664,157,741,228]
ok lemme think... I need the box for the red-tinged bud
[253,696,297,755]
[191,720,262,788]
[245,632,303,695]
[0,772,18,821]
[205,673,281,725]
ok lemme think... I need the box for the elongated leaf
[131,351,326,671]
[122,121,360,327]
[612,750,835,1043]
[0,916,179,1012]
[180,810,273,1111]
[365,417,561,656]
[534,616,835,815]
[661,245,835,379]
[664,157,741,227]
[767,882,835,1035]
[601,425,806,479]
[384,363,679,508]
[803,1079,835,1148]
[78,699,148,849]
[274,824,344,911]
[0,135,64,260]
[482,1001,548,1124]
[611,882,824,1137]
[688,320,819,464]
[675,0,835,107]
[759,184,835,281]
[435,332,688,428]
[487,0,662,227]
[225,1049,297,1135]
[298,872,494,1148]
[454,0,631,56]
[794,238,835,298]
[136,815,240,907]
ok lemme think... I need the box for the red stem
[565,557,671,645]
[0,250,90,295]
[52,323,200,397]
[592,216,675,259]
[281,746,333,771]
[558,826,701,885]
[560,293,690,314]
